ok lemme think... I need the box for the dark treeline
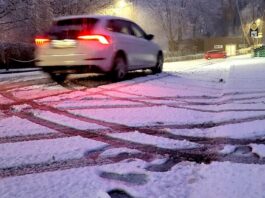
[0,0,264,47]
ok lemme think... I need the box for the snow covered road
[1,55,265,198]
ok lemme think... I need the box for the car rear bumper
[35,54,113,73]
[35,41,114,72]
[39,65,105,74]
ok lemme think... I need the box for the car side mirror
[145,34,154,41]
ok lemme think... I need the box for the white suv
[35,15,163,81]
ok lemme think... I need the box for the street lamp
[114,0,133,18]
[256,18,261,26]
[117,0,127,9]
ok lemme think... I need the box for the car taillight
[35,36,50,46]
[77,34,110,45]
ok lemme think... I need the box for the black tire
[112,54,128,82]
[152,53,163,74]
[49,72,67,83]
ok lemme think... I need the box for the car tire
[152,53,163,74]
[112,54,128,82]
[49,72,67,83]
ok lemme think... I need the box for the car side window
[107,20,131,35]
[130,22,146,38]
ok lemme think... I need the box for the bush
[0,42,35,70]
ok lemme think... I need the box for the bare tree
[147,0,189,51]
[0,0,53,41]
[235,0,265,45]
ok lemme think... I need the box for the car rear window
[107,20,132,35]
[48,18,98,40]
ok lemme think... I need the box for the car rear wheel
[49,72,68,83]
[152,53,163,74]
[112,55,128,82]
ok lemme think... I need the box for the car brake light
[35,36,50,46]
[77,34,110,45]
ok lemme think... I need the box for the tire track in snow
[0,133,70,144]
[2,68,265,178]
[0,148,153,178]
[0,78,53,92]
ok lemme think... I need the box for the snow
[219,145,237,155]
[11,84,68,100]
[31,110,107,130]
[189,162,265,198]
[163,58,227,73]
[109,131,200,150]
[149,157,169,165]
[0,111,6,118]
[1,56,265,197]
[0,136,108,169]
[54,98,142,109]
[0,94,13,105]
[11,104,32,112]
[99,147,142,158]
[1,160,265,198]
[167,119,265,139]
[0,116,56,137]
[36,91,89,103]
[0,159,192,198]
[250,144,265,158]
[70,105,265,127]
[116,77,221,98]
[179,102,265,112]
[101,90,144,99]
[0,70,44,83]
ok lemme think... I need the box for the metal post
[253,2,255,22]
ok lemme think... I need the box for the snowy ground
[1,55,265,198]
